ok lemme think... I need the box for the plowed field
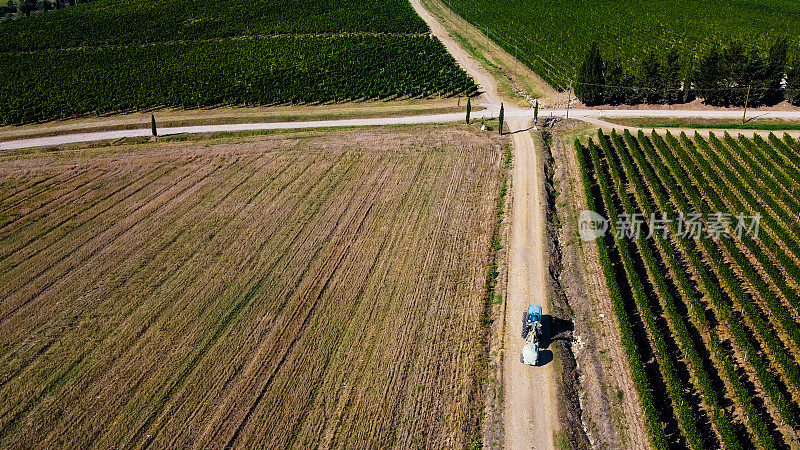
[0,127,502,448]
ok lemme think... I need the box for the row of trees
[576,40,800,107]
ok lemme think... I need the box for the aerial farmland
[4,0,800,447]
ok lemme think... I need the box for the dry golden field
[0,127,503,448]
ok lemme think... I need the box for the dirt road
[409,0,502,108]
[6,106,800,151]
[409,2,557,447]
[503,117,556,449]
[0,113,498,151]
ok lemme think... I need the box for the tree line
[576,40,800,107]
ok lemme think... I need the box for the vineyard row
[575,130,800,448]
[0,35,477,124]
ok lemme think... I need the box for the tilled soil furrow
[0,156,250,439]
[0,157,223,325]
[0,163,177,286]
[0,168,89,229]
[40,153,307,448]
[0,165,129,259]
[110,151,357,448]
[0,157,225,379]
[0,128,501,448]
[228,179,384,448]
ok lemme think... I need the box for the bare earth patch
[548,120,649,449]
[0,126,502,448]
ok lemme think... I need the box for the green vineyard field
[444,0,799,87]
[0,36,474,124]
[0,0,475,124]
[576,130,800,448]
[0,0,428,51]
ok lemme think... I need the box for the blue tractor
[520,305,543,366]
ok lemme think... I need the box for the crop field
[575,130,800,448]
[0,0,476,124]
[0,0,428,49]
[443,0,799,87]
[0,127,502,447]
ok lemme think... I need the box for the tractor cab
[521,305,543,339]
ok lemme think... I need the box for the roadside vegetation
[575,129,800,447]
[0,126,502,447]
[0,0,476,124]
[602,117,800,131]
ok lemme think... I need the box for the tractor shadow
[536,349,554,366]
[533,315,573,367]
[540,315,574,351]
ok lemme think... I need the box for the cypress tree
[575,42,605,105]
[622,70,642,105]
[0,0,14,15]
[722,41,748,105]
[696,49,724,106]
[639,51,663,104]
[788,55,800,105]
[603,60,625,105]
[745,46,769,106]
[498,103,504,135]
[533,100,539,124]
[19,0,35,16]
[151,114,158,138]
[765,38,788,104]
[680,55,695,104]
[466,97,471,125]
[662,48,682,104]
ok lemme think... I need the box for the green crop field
[443,0,800,87]
[0,0,476,124]
[575,130,800,447]
[0,0,428,50]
